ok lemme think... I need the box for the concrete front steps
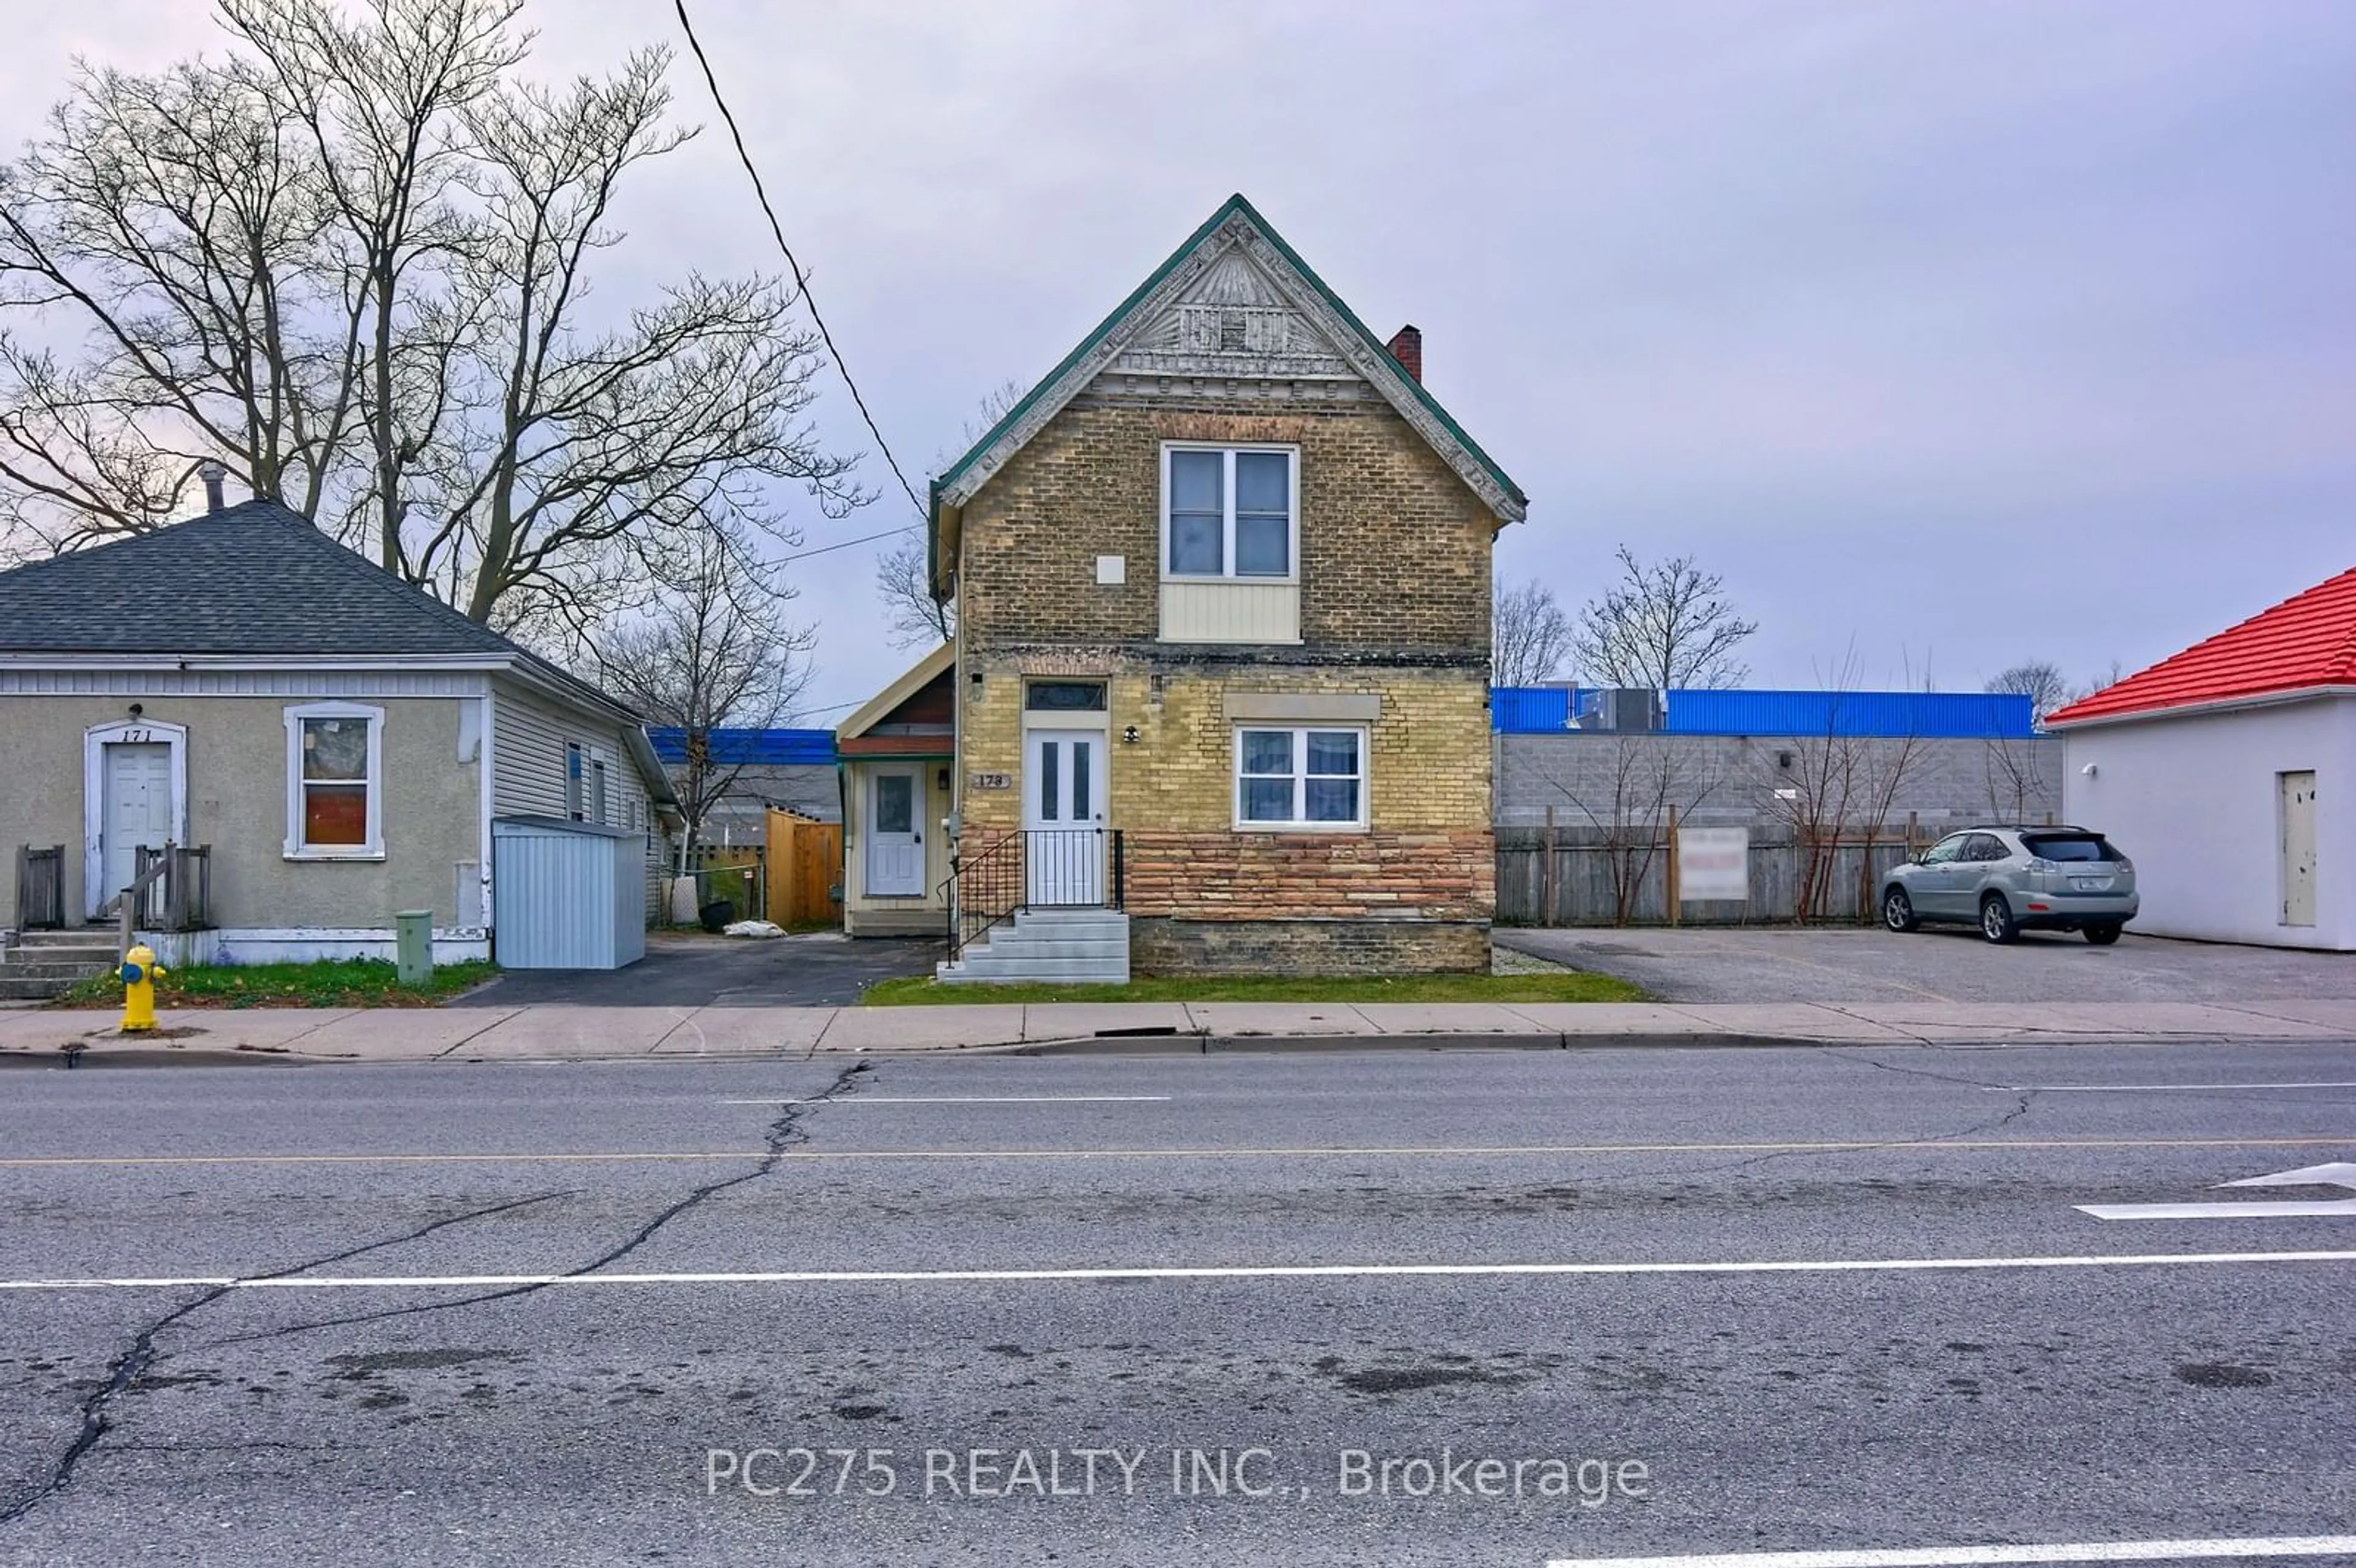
[936,909,1130,985]
[0,929,120,1001]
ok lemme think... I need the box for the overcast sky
[7,2,2351,718]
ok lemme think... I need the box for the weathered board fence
[1499,819,1931,927]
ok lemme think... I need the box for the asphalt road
[1,1042,2352,1566]
[1498,924,2356,1004]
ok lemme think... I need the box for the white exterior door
[866,768,925,896]
[1024,728,1106,905]
[102,742,174,903]
[2281,770,2317,927]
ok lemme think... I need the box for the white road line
[3,1249,2351,1293]
[1545,1537,2356,1568]
[719,1096,1173,1105]
[1987,1082,2356,1093]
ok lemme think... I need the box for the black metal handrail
[942,828,1125,963]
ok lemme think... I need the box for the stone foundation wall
[1123,828,1492,920]
[1130,916,1490,976]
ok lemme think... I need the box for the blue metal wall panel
[1488,687,2034,738]
[647,728,837,766]
[1490,687,1580,732]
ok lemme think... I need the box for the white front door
[103,742,174,904]
[2281,769,2317,927]
[866,768,925,896]
[1024,728,1106,906]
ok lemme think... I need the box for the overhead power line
[673,0,928,525]
[776,521,920,564]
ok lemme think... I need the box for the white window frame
[1233,725,1368,832]
[283,701,385,859]
[1160,442,1299,583]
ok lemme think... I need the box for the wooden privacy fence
[763,810,843,927]
[1499,820,1927,928]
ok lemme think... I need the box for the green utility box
[395,909,434,986]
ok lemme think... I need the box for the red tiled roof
[2047,566,2356,726]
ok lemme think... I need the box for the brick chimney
[1385,324,1422,383]
[199,460,227,514]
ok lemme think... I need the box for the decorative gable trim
[933,196,1526,539]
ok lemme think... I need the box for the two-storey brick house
[923,194,1526,978]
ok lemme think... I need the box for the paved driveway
[1498,924,2356,1004]
[451,931,939,1009]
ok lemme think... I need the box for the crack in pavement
[0,1189,569,1528]
[201,1058,876,1348]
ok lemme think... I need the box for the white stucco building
[2049,567,2354,951]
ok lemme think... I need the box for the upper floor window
[1163,444,1295,580]
[566,742,612,824]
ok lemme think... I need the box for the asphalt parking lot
[1497,924,2356,1004]
[450,930,939,1008]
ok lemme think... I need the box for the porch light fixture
[1123,725,1139,744]
[128,703,144,718]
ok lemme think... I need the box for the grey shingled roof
[0,499,518,656]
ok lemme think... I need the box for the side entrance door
[102,742,174,909]
[2281,769,2317,927]
[1023,728,1106,906]
[865,767,925,896]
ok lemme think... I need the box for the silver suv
[1882,825,2139,945]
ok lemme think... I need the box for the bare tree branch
[1572,544,1758,691]
[1492,576,1573,686]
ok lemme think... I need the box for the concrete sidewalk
[4,995,2354,1066]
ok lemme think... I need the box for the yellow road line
[1,1137,2349,1169]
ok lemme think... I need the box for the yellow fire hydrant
[119,943,166,1032]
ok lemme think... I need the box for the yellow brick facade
[948,393,1503,974]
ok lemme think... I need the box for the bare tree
[876,531,950,650]
[1985,660,2071,723]
[1492,576,1574,686]
[876,377,1027,647]
[1572,544,1758,691]
[1546,737,1722,926]
[1982,737,2047,823]
[587,528,814,858]
[1766,654,1925,923]
[0,0,865,642]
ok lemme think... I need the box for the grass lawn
[52,958,498,1010]
[861,970,1646,1006]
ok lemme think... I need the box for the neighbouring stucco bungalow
[0,495,677,968]
[2049,565,2355,950]
[918,194,1526,979]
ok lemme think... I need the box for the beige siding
[842,758,951,937]
[489,678,662,923]
[1157,580,1300,643]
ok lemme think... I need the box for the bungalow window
[566,743,611,824]
[1235,727,1365,829]
[1163,445,1295,579]
[283,702,385,858]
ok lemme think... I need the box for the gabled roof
[930,194,1528,592]
[0,499,515,656]
[837,642,954,741]
[2047,566,2356,727]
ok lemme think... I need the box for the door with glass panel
[1023,729,1106,905]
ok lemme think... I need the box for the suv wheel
[1882,888,1919,933]
[1979,893,2019,945]
[2084,922,2123,946]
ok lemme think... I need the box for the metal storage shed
[491,817,647,969]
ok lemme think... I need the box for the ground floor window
[284,702,384,856]
[1235,726,1365,829]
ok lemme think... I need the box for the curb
[0,1045,310,1069]
[1013,1030,1807,1055]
